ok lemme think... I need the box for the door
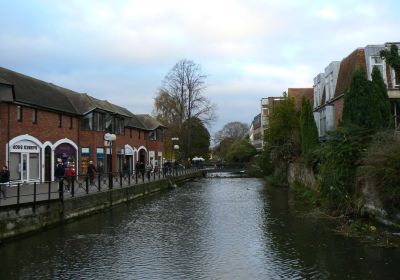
[45,146,51,182]
[21,153,28,181]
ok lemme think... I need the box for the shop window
[32,109,37,124]
[17,106,23,122]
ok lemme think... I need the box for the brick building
[287,88,314,111]
[0,67,165,182]
[313,43,400,138]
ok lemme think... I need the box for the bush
[316,125,372,214]
[225,139,257,163]
[360,131,400,212]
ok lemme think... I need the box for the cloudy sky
[1,0,399,135]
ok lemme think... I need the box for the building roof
[334,48,366,98]
[135,114,167,130]
[0,67,78,114]
[287,88,314,111]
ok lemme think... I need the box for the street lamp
[171,137,179,162]
[104,133,116,188]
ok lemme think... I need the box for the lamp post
[171,137,179,162]
[104,133,116,189]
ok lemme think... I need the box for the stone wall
[287,162,316,189]
[0,172,201,243]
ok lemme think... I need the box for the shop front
[9,139,41,182]
[54,143,77,170]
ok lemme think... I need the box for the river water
[1,176,399,279]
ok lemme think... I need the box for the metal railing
[0,166,199,212]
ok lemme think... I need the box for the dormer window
[82,112,93,130]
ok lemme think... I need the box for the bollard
[128,173,131,185]
[16,183,21,213]
[109,173,113,189]
[86,176,89,194]
[48,181,51,209]
[120,172,123,187]
[98,173,101,192]
[135,172,138,184]
[33,182,37,212]
[71,179,75,197]
[59,180,64,201]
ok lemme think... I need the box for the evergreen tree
[380,44,400,80]
[299,97,319,155]
[342,70,381,129]
[371,66,392,128]
[264,97,299,161]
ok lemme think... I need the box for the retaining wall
[0,172,202,243]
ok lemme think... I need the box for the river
[0,176,399,279]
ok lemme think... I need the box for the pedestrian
[135,161,140,178]
[123,160,130,178]
[146,162,152,180]
[87,160,96,185]
[64,162,76,192]
[0,166,10,199]
[97,161,104,183]
[140,161,145,179]
[54,159,64,182]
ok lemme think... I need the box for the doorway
[44,146,51,182]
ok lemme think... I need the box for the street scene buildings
[0,67,165,183]
[249,42,400,149]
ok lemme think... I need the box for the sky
[1,0,400,136]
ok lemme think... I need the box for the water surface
[0,176,399,279]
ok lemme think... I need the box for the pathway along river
[1,175,400,279]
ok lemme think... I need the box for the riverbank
[0,171,202,244]
[285,178,400,248]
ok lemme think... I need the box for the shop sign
[10,140,39,153]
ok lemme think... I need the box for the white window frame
[370,56,387,83]
[391,68,399,88]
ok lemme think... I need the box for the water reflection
[0,177,399,279]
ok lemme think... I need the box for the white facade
[313,61,340,138]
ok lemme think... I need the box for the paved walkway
[0,169,197,207]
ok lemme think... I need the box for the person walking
[64,163,76,192]
[146,162,152,181]
[0,166,10,199]
[54,160,65,182]
[87,160,96,185]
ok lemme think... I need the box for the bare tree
[154,59,216,159]
[214,122,249,143]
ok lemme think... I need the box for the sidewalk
[0,169,192,207]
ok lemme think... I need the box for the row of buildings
[0,67,166,182]
[249,42,400,149]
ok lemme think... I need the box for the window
[93,112,105,131]
[114,118,125,135]
[32,109,37,124]
[82,112,93,130]
[371,56,385,80]
[70,116,73,129]
[392,68,399,88]
[17,106,23,122]
[58,114,63,128]
[105,114,113,133]
[149,130,156,140]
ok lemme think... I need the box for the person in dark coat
[54,160,65,182]
[0,166,10,198]
[87,160,96,185]
[139,162,145,179]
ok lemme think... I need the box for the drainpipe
[7,102,10,169]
